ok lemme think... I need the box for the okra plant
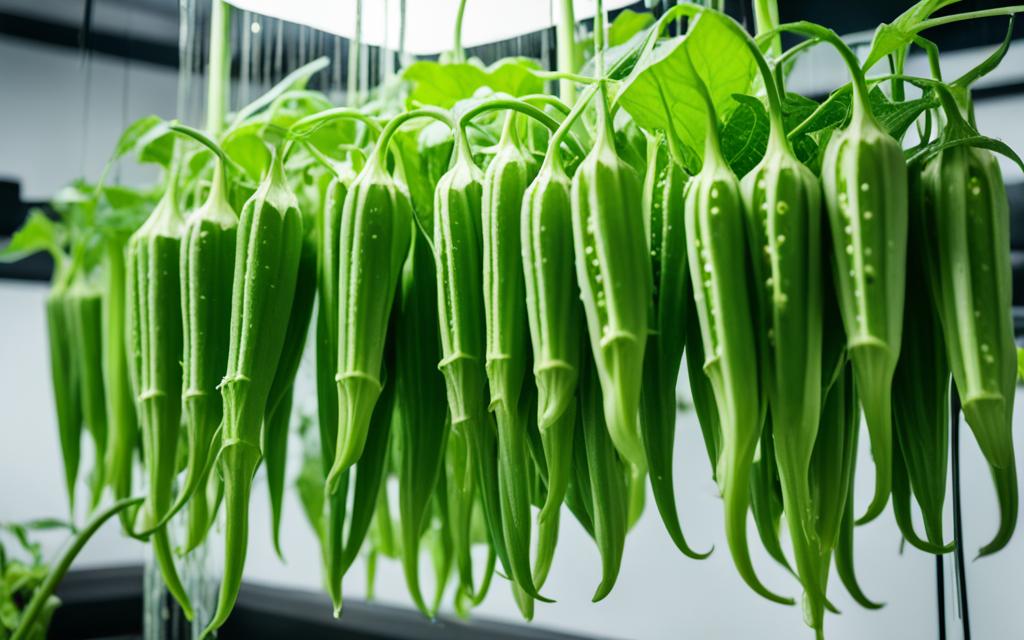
[9,1,1024,638]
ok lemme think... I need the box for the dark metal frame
[50,565,604,640]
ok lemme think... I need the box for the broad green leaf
[609,9,655,47]
[863,0,961,71]
[0,210,60,263]
[617,10,758,163]
[719,91,822,176]
[401,58,543,109]
[721,94,769,177]
[112,115,165,160]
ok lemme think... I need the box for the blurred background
[1,1,1023,638]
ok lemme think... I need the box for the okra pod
[204,149,304,638]
[570,82,651,470]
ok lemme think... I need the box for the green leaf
[719,91,822,176]
[22,518,75,533]
[609,9,655,47]
[1017,347,1024,382]
[0,210,61,263]
[863,0,960,71]
[112,115,165,159]
[870,87,934,141]
[401,58,544,109]
[617,10,758,163]
[720,94,769,178]
[230,56,330,129]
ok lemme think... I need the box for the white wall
[3,31,1024,640]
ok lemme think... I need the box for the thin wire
[950,386,971,640]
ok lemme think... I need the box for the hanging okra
[205,148,305,638]
[160,125,238,550]
[101,230,139,525]
[12,2,1024,637]
[125,155,193,619]
[781,22,910,524]
[639,131,708,560]
[913,83,1022,556]
[684,71,790,605]
[570,81,651,470]
[738,21,825,627]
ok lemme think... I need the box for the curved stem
[205,0,231,137]
[457,98,585,158]
[453,0,469,63]
[556,0,579,104]
[917,6,1024,32]
[776,22,872,117]
[11,496,144,640]
[542,81,600,172]
[594,0,606,79]
[712,13,789,152]
[289,107,384,139]
[370,107,456,171]
[519,93,571,117]
[754,0,781,57]
[528,69,597,86]
[168,122,244,183]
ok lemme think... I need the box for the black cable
[950,387,971,640]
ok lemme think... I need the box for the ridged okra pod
[46,287,83,514]
[890,218,951,554]
[786,22,908,524]
[395,229,448,617]
[204,150,304,638]
[917,136,1018,556]
[521,124,580,589]
[264,229,317,557]
[101,232,139,520]
[570,82,651,469]
[739,33,824,626]
[684,77,790,606]
[126,168,193,619]
[326,129,413,491]
[433,128,503,597]
[173,135,238,545]
[638,132,707,560]
[65,275,108,508]
[578,350,629,602]
[478,109,552,602]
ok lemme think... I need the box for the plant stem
[348,0,363,106]
[754,0,781,58]
[11,496,145,640]
[594,0,606,79]
[205,0,231,137]
[556,0,578,104]
[453,0,469,63]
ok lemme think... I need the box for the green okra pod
[570,82,651,470]
[738,25,824,626]
[204,148,305,638]
[46,288,83,515]
[781,22,909,525]
[65,275,108,509]
[101,232,139,529]
[639,131,708,560]
[327,125,413,490]
[890,212,952,554]
[126,161,193,619]
[684,73,790,606]
[917,140,1019,555]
